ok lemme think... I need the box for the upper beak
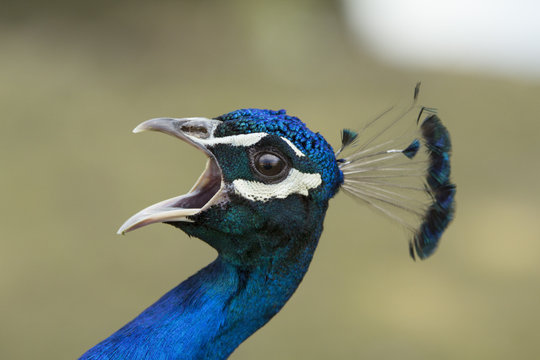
[117,117,223,235]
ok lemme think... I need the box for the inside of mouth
[170,157,222,209]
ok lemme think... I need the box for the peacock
[80,86,455,359]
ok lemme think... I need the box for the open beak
[117,117,224,235]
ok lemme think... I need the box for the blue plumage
[215,109,343,198]
[82,101,455,359]
[411,114,455,259]
[403,139,421,159]
[340,129,359,149]
[82,109,339,359]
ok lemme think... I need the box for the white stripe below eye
[281,137,305,157]
[188,132,268,147]
[232,169,322,202]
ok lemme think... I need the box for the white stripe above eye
[188,132,269,147]
[281,137,305,157]
[186,132,306,156]
[232,169,322,202]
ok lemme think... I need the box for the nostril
[181,125,209,138]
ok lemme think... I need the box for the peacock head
[118,109,343,264]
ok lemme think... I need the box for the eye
[253,152,288,179]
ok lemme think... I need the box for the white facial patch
[187,132,306,158]
[232,169,322,202]
[188,132,269,148]
[280,137,305,157]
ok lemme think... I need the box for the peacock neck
[80,231,320,360]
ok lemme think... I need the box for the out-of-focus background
[2,0,540,359]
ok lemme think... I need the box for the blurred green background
[2,1,540,359]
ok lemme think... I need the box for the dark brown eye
[254,152,286,177]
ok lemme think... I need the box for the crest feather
[337,85,455,260]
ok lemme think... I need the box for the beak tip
[116,225,130,235]
[132,124,145,134]
[132,118,174,134]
